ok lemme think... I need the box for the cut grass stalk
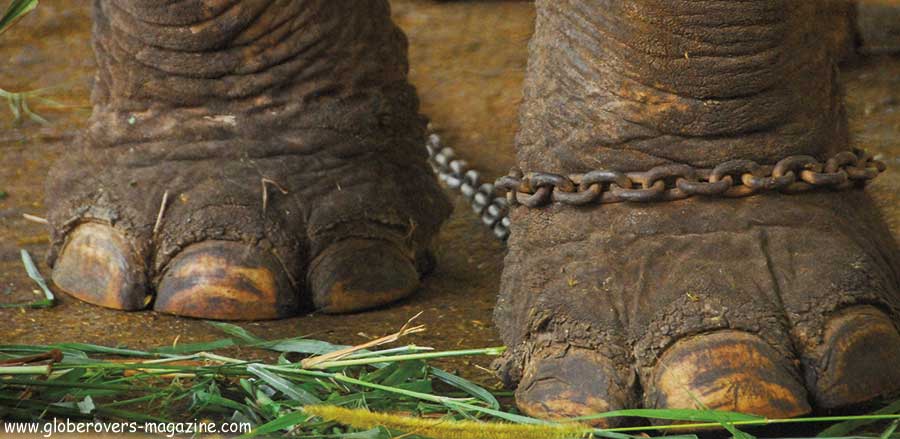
[0,364,50,375]
[341,345,434,360]
[305,347,506,369]
[0,378,153,392]
[300,312,426,369]
[21,213,48,224]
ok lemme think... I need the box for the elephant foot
[496,0,900,424]
[46,131,449,320]
[45,130,449,320]
[44,1,450,320]
[494,191,900,425]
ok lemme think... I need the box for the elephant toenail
[52,222,147,310]
[809,305,900,408]
[648,330,811,419]
[155,240,298,320]
[308,238,420,314]
[516,347,635,428]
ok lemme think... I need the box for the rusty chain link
[425,130,886,241]
[495,150,885,208]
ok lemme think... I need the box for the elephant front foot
[44,0,451,320]
[494,192,900,426]
[46,131,449,320]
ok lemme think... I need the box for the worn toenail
[516,347,635,428]
[155,240,298,320]
[52,222,148,310]
[648,330,810,418]
[308,238,420,314]
[809,305,900,408]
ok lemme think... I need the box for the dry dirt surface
[1,0,898,390]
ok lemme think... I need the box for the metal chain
[425,132,511,241]
[495,150,886,208]
[425,132,885,241]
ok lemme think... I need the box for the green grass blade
[378,361,424,386]
[0,249,57,309]
[242,410,310,437]
[206,322,265,344]
[22,248,53,302]
[335,427,392,439]
[430,367,500,410]
[311,347,505,369]
[0,0,38,35]
[6,92,20,122]
[0,298,53,309]
[97,407,170,423]
[51,342,154,357]
[247,364,321,405]
[881,419,900,439]
[570,408,763,423]
[258,338,350,355]
[192,389,251,414]
[152,338,235,354]
[602,415,900,434]
[342,345,432,360]
[0,344,89,359]
[685,388,756,439]
[21,97,49,125]
[1,377,150,392]
[28,96,72,108]
[819,399,900,437]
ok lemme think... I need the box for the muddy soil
[1,0,898,393]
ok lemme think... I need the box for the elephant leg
[855,0,900,54]
[494,0,900,425]
[825,0,900,59]
[45,0,450,319]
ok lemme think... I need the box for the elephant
[45,0,900,424]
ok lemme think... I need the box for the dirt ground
[1,0,899,395]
